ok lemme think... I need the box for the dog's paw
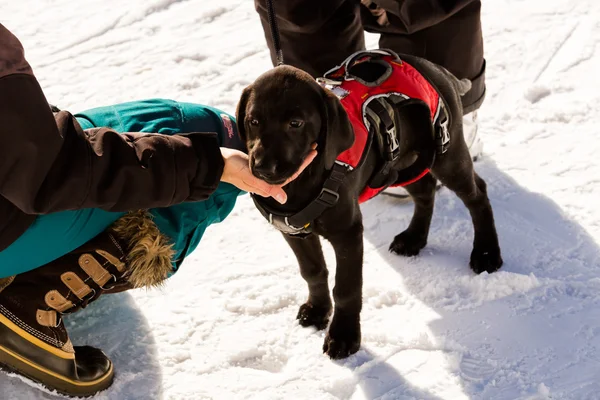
[389,231,427,257]
[322,316,361,360]
[296,302,332,330]
[470,247,503,274]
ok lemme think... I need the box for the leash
[266,0,284,66]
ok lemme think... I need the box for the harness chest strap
[252,161,352,237]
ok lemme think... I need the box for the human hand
[220,144,317,204]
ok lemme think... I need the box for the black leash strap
[266,0,284,66]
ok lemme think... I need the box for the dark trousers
[255,0,486,114]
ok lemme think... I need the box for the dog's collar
[252,161,353,237]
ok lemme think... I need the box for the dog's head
[236,65,354,185]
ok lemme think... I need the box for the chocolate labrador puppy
[236,51,502,359]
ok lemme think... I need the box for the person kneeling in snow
[0,24,315,396]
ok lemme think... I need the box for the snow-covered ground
[2,0,600,398]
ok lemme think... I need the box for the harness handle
[321,49,402,86]
[343,49,400,72]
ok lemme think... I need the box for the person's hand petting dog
[220,143,317,204]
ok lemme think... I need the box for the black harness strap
[252,161,352,237]
[365,93,451,190]
[365,97,401,164]
[387,93,451,155]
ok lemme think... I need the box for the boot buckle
[100,274,117,290]
[80,288,97,307]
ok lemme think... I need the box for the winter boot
[462,110,483,162]
[0,211,174,397]
[382,111,483,201]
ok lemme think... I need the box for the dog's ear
[235,85,252,142]
[320,88,354,168]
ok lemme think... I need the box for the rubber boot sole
[0,347,114,398]
[0,314,114,397]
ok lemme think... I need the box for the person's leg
[365,0,485,156]
[361,0,485,114]
[254,0,366,78]
[0,208,124,278]
[254,0,484,120]
[0,211,173,396]
[361,0,485,198]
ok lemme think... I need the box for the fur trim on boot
[109,211,175,289]
[0,277,14,293]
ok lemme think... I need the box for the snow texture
[1,0,600,398]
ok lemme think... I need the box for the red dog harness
[320,49,448,203]
[252,49,451,237]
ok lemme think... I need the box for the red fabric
[328,55,440,203]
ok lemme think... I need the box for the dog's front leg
[283,233,332,330]
[323,222,364,359]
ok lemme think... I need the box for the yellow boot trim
[0,344,113,387]
[0,313,74,360]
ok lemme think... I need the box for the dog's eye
[289,120,304,128]
[250,119,259,126]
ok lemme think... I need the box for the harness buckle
[284,216,303,230]
[316,77,343,87]
[437,116,450,154]
[316,188,340,207]
[433,100,451,154]
[386,124,400,159]
[268,213,305,234]
[331,161,352,182]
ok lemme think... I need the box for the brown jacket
[0,24,224,251]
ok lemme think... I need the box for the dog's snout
[253,158,278,178]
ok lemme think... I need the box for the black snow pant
[254,0,486,114]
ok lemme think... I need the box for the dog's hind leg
[284,233,332,330]
[389,173,438,256]
[433,161,503,274]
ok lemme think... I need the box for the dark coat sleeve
[0,23,224,214]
